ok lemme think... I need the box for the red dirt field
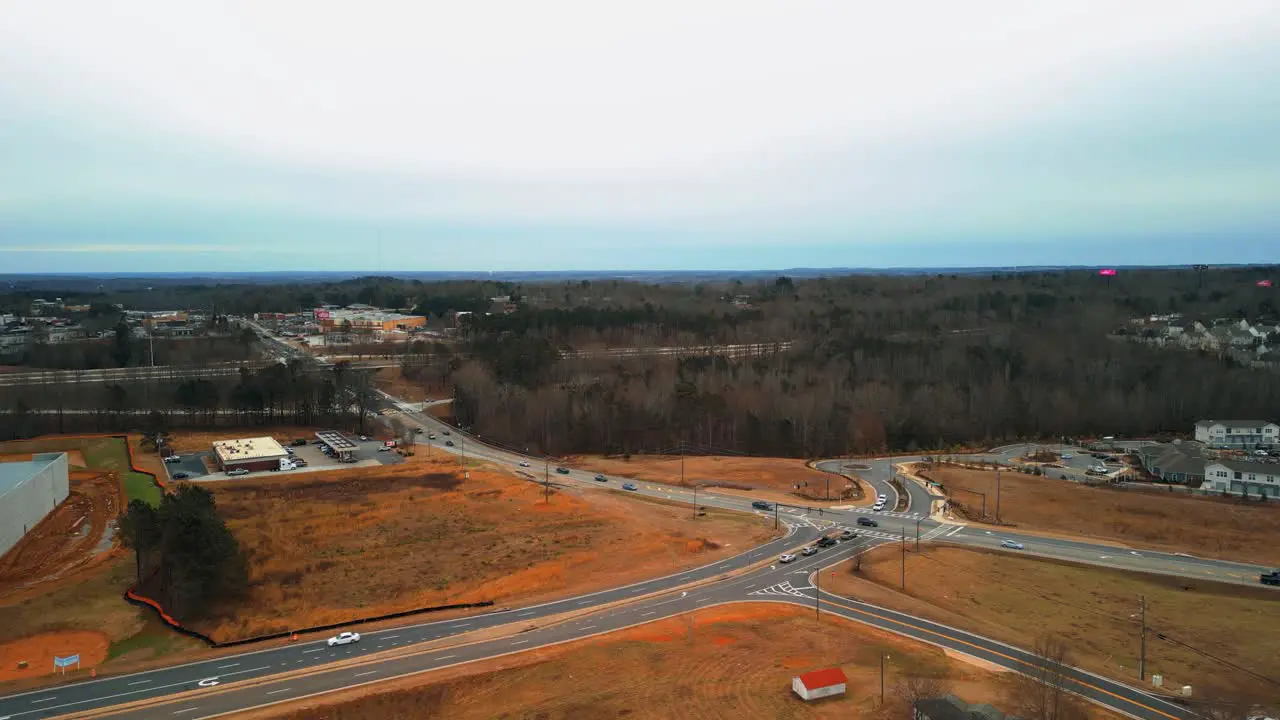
[0,469,124,601]
[0,631,109,682]
[913,462,1280,565]
[571,454,867,503]
[244,602,1123,720]
[190,454,777,642]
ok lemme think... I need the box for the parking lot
[163,452,211,481]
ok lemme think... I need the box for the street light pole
[901,527,906,589]
[879,654,886,704]
[1139,595,1147,682]
[995,468,1001,523]
[693,484,698,520]
[915,517,921,551]
[815,566,820,620]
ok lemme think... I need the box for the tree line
[115,484,247,620]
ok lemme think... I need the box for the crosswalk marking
[750,581,811,598]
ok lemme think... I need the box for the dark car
[1262,570,1280,586]
[172,472,189,480]
[445,440,455,447]
[442,430,451,436]
[816,536,838,548]
[857,517,878,527]
[622,482,638,491]
[414,428,424,434]
[593,474,608,482]
[556,467,571,475]
[292,438,308,447]
[751,500,773,511]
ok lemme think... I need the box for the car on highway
[445,440,455,447]
[816,536,838,548]
[226,468,250,477]
[327,631,361,647]
[876,493,886,502]
[801,545,818,556]
[779,553,797,564]
[1000,540,1025,550]
[594,474,608,482]
[857,517,878,527]
[622,482,638,491]
[414,428,423,434]
[839,529,856,541]
[427,433,436,439]
[519,461,531,467]
[1261,570,1280,586]
[172,472,189,480]
[556,467,570,474]
[872,502,885,512]
[442,430,451,435]
[751,500,773,510]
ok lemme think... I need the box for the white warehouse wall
[0,452,70,557]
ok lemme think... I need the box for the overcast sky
[2,1,1278,273]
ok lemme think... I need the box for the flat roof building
[212,437,289,473]
[1,453,70,557]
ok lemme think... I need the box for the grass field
[243,603,1110,720]
[826,545,1280,707]
[192,454,777,642]
[571,454,865,502]
[914,463,1280,565]
[0,435,160,506]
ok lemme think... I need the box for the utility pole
[544,458,551,504]
[995,468,1001,524]
[901,527,906,589]
[774,503,779,530]
[680,442,685,487]
[1139,595,1147,682]
[815,566,820,620]
[879,654,886,704]
[915,517,921,551]
[693,484,698,520]
[461,432,468,480]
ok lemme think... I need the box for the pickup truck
[1262,570,1280,586]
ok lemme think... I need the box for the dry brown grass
[571,454,863,502]
[192,455,776,642]
[917,464,1280,564]
[242,603,1097,720]
[373,367,451,403]
[826,545,1280,706]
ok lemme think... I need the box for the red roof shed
[792,667,848,701]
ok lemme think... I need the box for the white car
[226,468,250,477]
[327,631,361,647]
[519,461,531,467]
[1000,540,1025,550]
[1061,453,1074,460]
[778,553,797,564]
[872,503,885,512]
[877,494,887,501]
[801,546,818,556]
[163,456,182,464]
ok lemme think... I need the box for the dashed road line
[266,688,293,695]
[354,670,377,677]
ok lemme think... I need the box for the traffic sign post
[53,654,80,675]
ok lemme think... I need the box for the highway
[0,367,1267,717]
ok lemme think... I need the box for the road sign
[53,654,80,674]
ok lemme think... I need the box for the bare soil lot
[572,454,865,503]
[193,454,777,642]
[245,603,1102,720]
[915,463,1280,565]
[827,545,1280,707]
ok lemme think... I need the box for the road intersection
[0,394,1267,719]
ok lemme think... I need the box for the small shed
[792,667,847,701]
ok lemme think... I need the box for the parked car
[172,472,189,480]
[163,455,182,464]
[622,482,638,491]
[377,446,392,452]
[1061,453,1074,459]
[751,500,773,510]
[556,467,570,474]
[593,474,608,482]
[292,438,308,447]
[327,631,361,647]
[778,553,797,564]
[1000,540,1025,550]
[445,440,455,447]
[857,517,878,527]
[358,435,370,441]
[226,468,249,477]
[839,529,856,541]
[801,545,818,556]
[519,461,531,467]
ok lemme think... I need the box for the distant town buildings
[1194,420,1279,449]
[1118,315,1279,368]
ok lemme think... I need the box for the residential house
[1203,460,1280,498]
[791,667,847,701]
[1194,420,1279,449]
[913,695,1021,720]
[1136,441,1207,484]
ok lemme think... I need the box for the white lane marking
[216,663,240,669]
[437,654,457,660]
[511,639,529,645]
[354,670,377,677]
[381,635,399,640]
[578,600,591,605]
[630,588,643,593]
[302,648,321,654]
[518,611,535,617]
[642,611,655,617]
[172,708,200,715]
[580,624,596,630]
[128,680,151,686]
[266,688,293,695]
[30,697,57,704]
